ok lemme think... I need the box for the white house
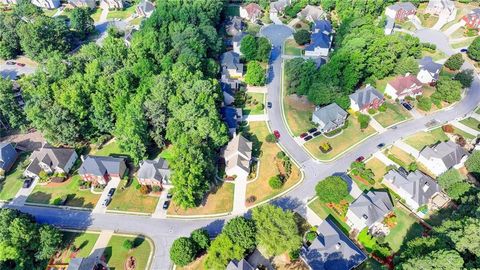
[417,56,442,84]
[346,190,393,232]
[222,134,253,179]
[418,141,469,176]
[304,20,333,57]
[24,144,78,180]
[384,17,395,35]
[100,0,124,10]
[31,0,60,9]
[425,0,456,22]
[385,74,423,100]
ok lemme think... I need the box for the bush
[319,142,332,153]
[456,135,466,147]
[256,103,264,111]
[367,108,377,115]
[305,231,317,242]
[289,249,300,260]
[357,113,371,129]
[170,237,198,267]
[269,175,283,189]
[152,185,161,192]
[53,197,63,205]
[442,124,455,133]
[468,36,480,61]
[123,239,133,250]
[246,195,256,203]
[408,162,417,172]
[444,53,464,71]
[324,128,342,137]
[276,151,286,159]
[454,69,474,88]
[378,103,387,112]
[266,134,277,143]
[293,29,311,45]
[315,176,349,203]
[417,96,432,111]
[190,229,210,250]
[139,185,151,195]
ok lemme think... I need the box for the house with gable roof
[136,0,155,18]
[24,144,78,180]
[226,16,244,37]
[67,0,96,9]
[385,2,417,21]
[137,158,171,188]
[385,74,423,100]
[100,0,124,10]
[0,142,17,175]
[312,103,348,133]
[78,155,126,185]
[239,3,262,23]
[345,190,393,232]
[221,51,244,79]
[425,0,456,21]
[417,141,468,176]
[31,0,60,9]
[417,56,442,84]
[304,20,333,58]
[297,5,325,22]
[349,85,384,112]
[222,134,253,179]
[226,258,254,270]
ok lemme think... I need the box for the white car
[102,197,111,207]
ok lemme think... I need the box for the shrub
[69,244,77,252]
[305,231,317,242]
[276,151,286,159]
[293,29,310,45]
[454,69,474,88]
[357,114,371,129]
[468,36,480,61]
[456,135,466,147]
[53,197,63,205]
[152,185,161,192]
[319,142,332,153]
[367,108,377,115]
[444,53,464,71]
[139,185,151,195]
[442,124,455,133]
[269,175,283,189]
[135,183,141,190]
[266,134,277,143]
[324,128,342,137]
[246,195,256,203]
[408,162,417,172]
[315,176,349,203]
[190,229,210,250]
[123,239,133,250]
[417,96,432,111]
[289,249,300,260]
[256,103,264,111]
[378,103,387,112]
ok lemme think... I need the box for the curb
[106,209,152,216]
[166,211,231,220]
[24,202,92,211]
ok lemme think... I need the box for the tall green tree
[70,8,94,40]
[0,78,27,130]
[256,37,271,62]
[315,176,349,203]
[432,78,462,103]
[223,217,257,251]
[169,237,197,266]
[204,234,244,269]
[244,61,265,86]
[240,34,257,61]
[0,13,21,59]
[467,36,480,61]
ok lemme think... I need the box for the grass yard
[452,126,476,140]
[177,255,206,270]
[89,140,124,156]
[418,14,438,28]
[375,76,395,93]
[51,231,99,264]
[283,94,316,136]
[0,152,29,201]
[421,49,448,61]
[107,179,160,213]
[43,8,58,17]
[398,21,416,31]
[385,146,416,168]
[167,182,234,216]
[441,4,472,31]
[403,128,449,151]
[243,92,265,115]
[106,5,136,20]
[365,157,388,183]
[26,175,100,208]
[225,5,239,16]
[284,39,303,56]
[104,235,152,270]
[129,17,143,26]
[384,207,424,252]
[308,197,353,234]
[90,8,103,22]
[450,27,466,39]
[373,103,411,128]
[245,121,301,206]
[304,118,376,161]
[451,37,476,49]
[460,117,480,132]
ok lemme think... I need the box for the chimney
[80,155,85,162]
[422,182,430,192]
[335,242,342,250]
[362,214,368,220]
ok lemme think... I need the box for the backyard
[89,140,124,156]
[284,38,303,56]
[106,5,136,20]
[26,175,101,208]
[383,207,424,252]
[283,93,316,136]
[103,235,152,270]
[167,182,234,216]
[0,152,29,201]
[245,121,301,206]
[403,128,449,151]
[107,178,160,214]
[304,118,376,161]
[460,117,480,132]
[308,196,353,234]
[50,231,99,264]
[243,92,265,115]
[373,103,411,128]
[375,76,395,93]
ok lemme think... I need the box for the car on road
[107,188,115,197]
[460,48,468,53]
[300,132,308,138]
[304,135,313,141]
[312,131,321,137]
[377,143,385,148]
[267,102,272,108]
[23,179,33,188]
[308,128,318,133]
[5,61,15,65]
[401,102,413,111]
[102,197,111,207]
[356,156,365,162]
[16,63,25,67]
[167,193,173,199]
[273,130,280,139]
[163,200,170,210]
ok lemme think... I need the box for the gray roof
[226,16,244,36]
[78,155,126,177]
[221,51,243,74]
[0,142,17,172]
[301,218,367,270]
[388,2,416,12]
[138,0,155,13]
[226,259,254,270]
[270,0,289,13]
[384,169,440,207]
[223,134,252,174]
[137,158,170,184]
[420,141,468,169]
[418,56,442,79]
[297,5,325,21]
[67,257,97,270]
[349,86,383,109]
[232,32,247,43]
[427,0,455,11]
[312,103,348,130]
[305,20,332,51]
[26,144,76,175]
[68,0,95,7]
[348,190,393,228]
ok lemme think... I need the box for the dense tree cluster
[315,175,349,203]
[240,34,271,63]
[0,78,27,130]
[444,53,465,71]
[467,36,480,61]
[170,229,210,267]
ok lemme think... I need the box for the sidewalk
[9,179,38,206]
[451,121,480,136]
[394,140,420,158]
[373,152,399,167]
[232,176,247,215]
[99,8,109,23]
[92,178,121,214]
[443,21,466,36]
[89,230,114,260]
[152,186,171,219]
[470,112,480,122]
[242,114,267,122]
[369,118,387,133]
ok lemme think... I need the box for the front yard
[403,128,449,151]
[243,92,265,115]
[384,146,417,168]
[283,94,316,136]
[103,235,152,270]
[106,5,136,20]
[460,117,480,132]
[167,182,234,216]
[0,152,29,201]
[421,48,448,61]
[26,175,100,208]
[365,157,388,183]
[244,121,301,206]
[284,38,303,56]
[373,103,411,128]
[50,231,99,264]
[308,197,353,234]
[107,178,160,214]
[304,118,376,161]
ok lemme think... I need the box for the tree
[269,175,283,189]
[240,34,257,61]
[170,237,197,267]
[122,239,133,250]
[252,204,302,255]
[399,250,464,270]
[190,229,210,251]
[436,218,480,257]
[244,61,265,86]
[357,113,371,129]
[265,133,277,143]
[315,176,349,203]
[395,56,420,75]
[204,234,244,269]
[444,53,464,71]
[0,78,27,130]
[223,217,257,251]
[454,69,474,88]
[432,78,462,103]
[70,8,94,40]
[467,36,480,61]
[294,29,311,45]
[0,13,21,59]
[285,58,317,96]
[256,37,271,62]
[466,150,480,180]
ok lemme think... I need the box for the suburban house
[349,85,384,112]
[24,144,78,180]
[226,259,254,270]
[311,103,348,133]
[226,16,244,37]
[232,32,246,55]
[67,0,96,9]
[297,5,325,22]
[417,56,442,84]
[418,141,469,176]
[346,190,393,232]
[301,218,367,270]
[385,2,416,21]
[100,0,124,10]
[78,155,127,185]
[222,134,253,179]
[239,3,262,23]
[137,158,171,188]
[31,0,60,9]
[136,0,155,18]
[0,0,17,4]
[0,142,18,175]
[221,75,240,106]
[221,51,244,79]
[383,169,444,212]
[222,106,243,135]
[384,74,423,100]
[425,0,456,21]
[304,20,333,58]
[124,28,137,47]
[384,16,395,35]
[270,0,291,16]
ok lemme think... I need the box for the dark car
[356,156,365,162]
[304,135,313,141]
[16,63,25,67]
[300,132,308,138]
[23,179,32,189]
[312,131,322,137]
[398,166,409,176]
[460,48,468,53]
[377,143,385,148]
[273,130,280,139]
[167,193,173,199]
[5,61,15,65]
[163,200,170,210]
[267,102,272,109]
[401,102,413,111]
[308,128,318,133]
[107,188,116,197]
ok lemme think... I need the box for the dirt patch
[286,94,315,110]
[0,131,45,151]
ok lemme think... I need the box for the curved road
[6,25,480,269]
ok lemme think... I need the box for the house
[222,134,252,179]
[425,0,456,21]
[232,32,246,55]
[137,158,171,187]
[346,190,393,232]
[0,0,18,5]
[136,0,155,18]
[221,51,244,79]
[222,106,243,135]
[385,2,416,21]
[67,256,98,270]
[221,75,240,106]
[311,103,348,133]
[270,0,291,16]
[418,141,469,176]
[349,85,384,112]
[417,57,442,84]
[24,144,78,180]
[304,20,333,57]
[124,28,137,47]
[100,0,124,10]
[226,258,254,270]
[31,0,60,9]
[297,5,325,22]
[0,142,17,174]
[78,155,127,185]
[383,169,444,211]
[463,8,480,29]
[301,218,367,270]
[226,16,244,37]
[385,74,423,100]
[239,3,262,23]
[384,16,395,35]
[67,0,96,9]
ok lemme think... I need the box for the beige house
[24,144,78,180]
[221,51,243,79]
[222,134,253,179]
[417,141,468,176]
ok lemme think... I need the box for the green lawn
[107,178,160,213]
[403,128,449,151]
[107,5,136,20]
[460,117,480,132]
[384,207,424,252]
[90,8,103,22]
[283,94,315,136]
[26,175,100,208]
[284,39,303,56]
[225,5,239,16]
[42,8,58,17]
[89,140,125,156]
[308,197,353,235]
[375,76,395,93]
[418,13,438,28]
[304,118,376,161]
[421,49,448,61]
[373,103,411,128]
[451,37,475,49]
[365,157,388,183]
[104,235,152,270]
[243,92,265,115]
[453,126,476,140]
[0,152,29,201]
[53,232,99,264]
[385,146,417,168]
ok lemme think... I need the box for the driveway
[92,179,120,214]
[0,62,37,80]
[414,28,455,56]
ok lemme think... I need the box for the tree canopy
[315,176,349,203]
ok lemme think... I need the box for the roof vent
[362,214,368,220]
[335,242,342,250]
[422,182,430,192]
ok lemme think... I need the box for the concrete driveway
[414,28,455,56]
[0,61,37,80]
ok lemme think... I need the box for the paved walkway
[232,177,247,215]
[432,10,453,30]
[470,112,480,121]
[99,8,109,23]
[89,230,114,260]
[269,13,283,25]
[369,118,387,133]
[409,16,423,30]
[10,179,38,206]
[451,121,480,136]
[394,140,420,158]
[287,18,300,28]
[373,152,399,167]
[152,186,171,219]
[92,178,121,214]
[242,114,267,122]
[246,86,267,93]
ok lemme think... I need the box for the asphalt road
[4,26,480,270]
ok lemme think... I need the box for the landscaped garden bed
[308,196,353,234]
[107,178,160,214]
[243,92,265,115]
[103,235,152,270]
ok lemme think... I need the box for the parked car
[5,61,15,65]
[398,166,409,176]
[308,128,318,133]
[163,200,170,210]
[304,135,313,141]
[273,130,280,139]
[16,63,25,67]
[102,197,111,207]
[356,156,365,162]
[167,193,173,199]
[460,48,468,53]
[312,131,321,137]
[107,188,115,197]
[22,179,32,188]
[267,102,272,109]
[300,132,308,138]
[401,102,413,111]
[377,143,385,148]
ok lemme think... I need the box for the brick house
[78,155,126,185]
[385,2,416,21]
[463,8,480,29]
[349,85,384,112]
[385,74,423,100]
